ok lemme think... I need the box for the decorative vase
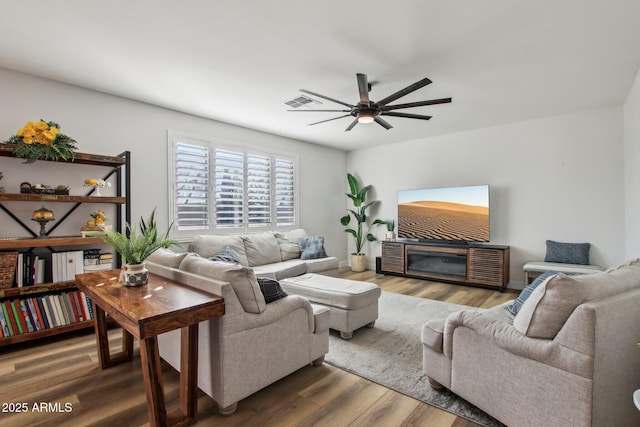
[351,253,366,272]
[119,263,149,287]
[385,231,395,241]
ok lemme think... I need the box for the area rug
[324,291,505,427]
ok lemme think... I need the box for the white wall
[0,68,347,258]
[624,68,640,258]
[347,107,626,288]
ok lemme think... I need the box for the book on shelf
[83,263,113,272]
[80,224,111,237]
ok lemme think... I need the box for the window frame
[168,130,299,241]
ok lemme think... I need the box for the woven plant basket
[0,251,18,290]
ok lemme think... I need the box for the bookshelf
[0,148,130,346]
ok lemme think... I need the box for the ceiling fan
[288,73,452,131]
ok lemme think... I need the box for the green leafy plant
[386,218,395,232]
[87,208,179,265]
[340,173,386,254]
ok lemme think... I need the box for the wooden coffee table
[76,270,225,427]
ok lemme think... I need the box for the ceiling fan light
[358,112,375,124]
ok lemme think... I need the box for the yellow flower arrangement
[4,120,77,163]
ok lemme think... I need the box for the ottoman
[279,273,381,339]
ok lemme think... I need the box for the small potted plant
[385,219,396,241]
[87,208,179,286]
[340,173,386,272]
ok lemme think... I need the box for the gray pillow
[209,246,240,264]
[544,240,590,265]
[298,236,327,260]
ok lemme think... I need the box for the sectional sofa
[189,229,339,278]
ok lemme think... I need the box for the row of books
[0,290,94,338]
[13,250,114,287]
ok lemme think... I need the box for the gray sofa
[190,229,339,279]
[146,249,330,415]
[422,260,640,427]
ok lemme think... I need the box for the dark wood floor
[0,269,517,427]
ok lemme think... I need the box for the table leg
[180,324,199,419]
[93,302,133,369]
[139,336,167,427]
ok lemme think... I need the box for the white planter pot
[351,254,366,272]
[385,231,395,241]
[119,262,149,287]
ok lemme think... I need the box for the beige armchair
[147,257,329,414]
[423,263,640,427]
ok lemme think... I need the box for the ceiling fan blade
[288,109,351,112]
[382,111,432,120]
[299,89,354,108]
[345,118,359,131]
[308,114,352,126]
[382,97,453,111]
[376,78,432,106]
[375,117,393,130]
[356,73,370,105]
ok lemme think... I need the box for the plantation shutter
[275,158,295,226]
[247,154,271,226]
[215,149,244,228]
[174,142,210,230]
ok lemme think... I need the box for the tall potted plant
[340,173,386,272]
[87,208,178,286]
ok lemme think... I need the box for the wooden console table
[76,270,225,427]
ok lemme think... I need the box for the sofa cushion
[544,240,590,265]
[256,277,288,303]
[298,236,327,260]
[209,246,241,264]
[507,271,557,316]
[179,254,266,314]
[191,234,249,266]
[146,248,189,268]
[304,256,339,274]
[251,259,307,280]
[275,229,307,261]
[243,233,282,266]
[514,265,640,338]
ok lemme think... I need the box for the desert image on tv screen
[398,185,489,242]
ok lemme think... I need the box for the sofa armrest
[223,295,315,335]
[445,309,593,378]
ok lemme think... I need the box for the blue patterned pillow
[507,271,558,316]
[209,246,241,264]
[257,277,288,303]
[544,240,590,265]
[298,236,327,260]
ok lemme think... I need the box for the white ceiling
[2,1,640,151]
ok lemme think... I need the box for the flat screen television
[397,184,490,243]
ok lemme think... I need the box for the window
[169,131,297,240]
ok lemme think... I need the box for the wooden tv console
[380,241,510,291]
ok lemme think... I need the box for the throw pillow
[256,277,288,303]
[298,236,327,260]
[209,246,241,264]
[544,240,590,265]
[506,271,557,316]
